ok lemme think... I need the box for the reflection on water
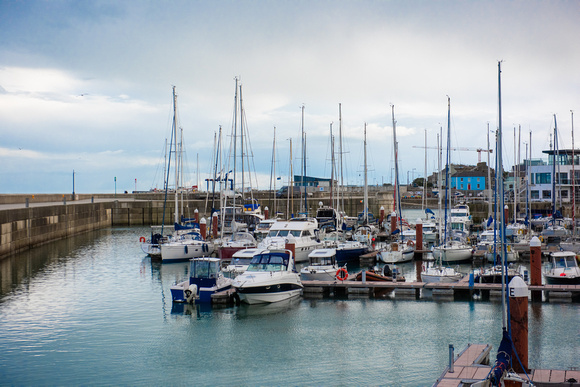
[0,226,578,386]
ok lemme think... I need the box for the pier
[434,343,580,386]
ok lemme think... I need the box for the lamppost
[72,170,75,197]
[114,177,117,197]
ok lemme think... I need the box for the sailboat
[160,86,214,262]
[432,97,472,263]
[378,106,414,264]
[470,62,536,387]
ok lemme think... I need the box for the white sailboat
[378,106,414,264]
[432,97,472,263]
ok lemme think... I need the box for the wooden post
[285,237,296,261]
[194,208,199,224]
[416,218,423,251]
[508,276,529,373]
[199,217,206,240]
[379,206,385,230]
[264,206,269,220]
[504,205,509,224]
[529,236,542,302]
[212,212,218,239]
[390,211,397,234]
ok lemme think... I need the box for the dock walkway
[434,343,580,386]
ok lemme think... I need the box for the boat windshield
[191,260,219,279]
[553,255,576,268]
[309,256,335,266]
[247,253,289,272]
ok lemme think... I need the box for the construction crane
[412,145,493,163]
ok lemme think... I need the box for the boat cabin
[247,252,292,272]
[189,257,222,288]
[307,248,336,267]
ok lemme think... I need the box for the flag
[487,215,493,227]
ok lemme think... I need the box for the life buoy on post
[518,229,524,235]
[407,240,415,247]
[336,267,348,281]
[539,236,544,243]
[139,237,146,243]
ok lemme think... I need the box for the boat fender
[185,284,197,303]
[139,237,146,243]
[539,236,544,243]
[232,291,241,306]
[202,243,206,253]
[336,267,348,281]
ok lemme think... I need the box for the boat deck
[434,343,580,386]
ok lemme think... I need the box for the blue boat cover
[489,328,512,386]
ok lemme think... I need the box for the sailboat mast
[391,105,402,233]
[270,126,277,217]
[289,138,293,218]
[444,96,451,246]
[437,129,442,239]
[233,77,239,211]
[240,83,245,202]
[572,110,576,236]
[497,60,508,329]
[301,104,306,214]
[487,124,492,218]
[339,103,344,214]
[173,86,179,225]
[330,122,334,206]
[363,122,368,224]
[552,114,558,217]
[423,129,427,215]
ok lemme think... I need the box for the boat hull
[160,241,214,262]
[236,288,302,304]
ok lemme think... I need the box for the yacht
[258,218,322,263]
[160,232,214,262]
[222,248,263,279]
[232,249,303,304]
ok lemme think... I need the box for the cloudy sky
[1,0,579,194]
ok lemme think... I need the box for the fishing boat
[299,248,339,281]
[257,218,322,263]
[170,257,232,303]
[232,249,303,304]
[544,250,580,284]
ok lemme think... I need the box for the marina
[0,226,578,386]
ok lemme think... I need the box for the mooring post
[509,276,529,373]
[390,211,397,234]
[379,206,385,229]
[194,208,199,224]
[264,206,269,219]
[415,218,423,252]
[212,212,218,239]
[529,236,542,302]
[448,344,454,373]
[199,217,207,240]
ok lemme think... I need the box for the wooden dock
[434,343,580,386]
[301,276,580,302]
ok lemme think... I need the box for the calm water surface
[0,227,578,386]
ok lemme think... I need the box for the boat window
[191,260,218,278]
[267,230,279,237]
[278,230,290,237]
[290,230,301,237]
[555,257,567,268]
[564,256,576,268]
[247,253,288,271]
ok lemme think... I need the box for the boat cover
[489,328,512,386]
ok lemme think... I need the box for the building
[528,149,580,203]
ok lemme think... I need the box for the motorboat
[354,264,405,282]
[140,225,173,258]
[160,232,214,262]
[257,218,322,263]
[216,231,257,259]
[544,251,580,284]
[222,248,264,279]
[170,257,232,303]
[300,248,339,281]
[232,249,303,304]
[474,264,527,284]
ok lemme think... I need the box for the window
[536,173,551,184]
[561,190,568,199]
[531,190,540,199]
[542,190,551,199]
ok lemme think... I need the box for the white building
[528,149,579,203]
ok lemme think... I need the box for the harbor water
[0,226,578,386]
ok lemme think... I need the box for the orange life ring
[407,240,415,247]
[139,237,146,243]
[336,267,348,281]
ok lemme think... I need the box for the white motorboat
[300,248,339,281]
[222,248,264,279]
[160,232,214,262]
[232,249,303,304]
[215,231,257,259]
[170,257,232,303]
[257,218,322,263]
[544,251,580,285]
